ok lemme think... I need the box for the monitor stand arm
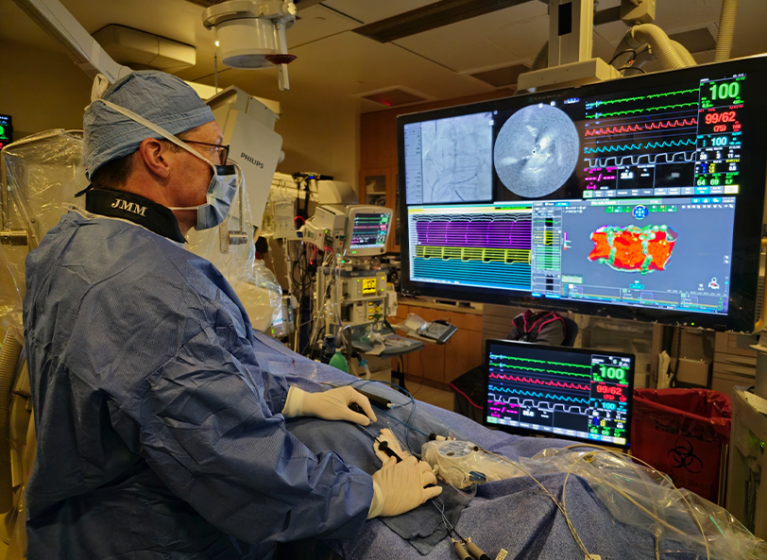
[519,0,656,92]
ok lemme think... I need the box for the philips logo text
[111,199,147,217]
[240,152,265,169]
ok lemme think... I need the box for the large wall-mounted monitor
[398,56,767,332]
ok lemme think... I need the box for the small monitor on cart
[484,339,635,449]
[344,205,393,257]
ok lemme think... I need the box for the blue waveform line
[585,143,642,153]
[413,258,532,291]
[584,138,696,154]
[488,385,590,404]
[645,139,697,149]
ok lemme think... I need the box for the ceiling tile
[195,32,493,112]
[394,18,520,73]
[284,4,360,48]
[486,14,549,61]
[321,0,437,25]
[395,1,550,73]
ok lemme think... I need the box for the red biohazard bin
[630,389,731,504]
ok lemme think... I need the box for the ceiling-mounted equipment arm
[11,0,132,83]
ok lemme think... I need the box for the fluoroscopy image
[494,104,580,198]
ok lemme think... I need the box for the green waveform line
[586,102,698,119]
[593,88,699,107]
[584,138,696,154]
[547,361,591,369]
[488,363,592,378]
[547,369,592,378]
[595,96,643,107]
[646,88,699,99]
[489,362,546,372]
[488,354,546,364]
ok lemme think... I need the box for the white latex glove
[374,428,411,464]
[368,456,442,518]
[282,386,377,426]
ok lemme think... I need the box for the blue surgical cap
[83,70,215,180]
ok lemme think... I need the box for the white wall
[0,41,92,139]
[274,101,359,187]
[0,39,361,191]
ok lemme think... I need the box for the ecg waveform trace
[584,119,697,136]
[583,139,696,154]
[411,210,533,291]
[414,213,531,250]
[416,245,531,265]
[488,395,589,415]
[488,353,544,364]
[488,362,593,378]
[488,385,590,404]
[488,373,589,391]
[586,102,699,119]
[587,88,699,108]
[488,353,592,377]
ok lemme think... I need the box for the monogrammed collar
[84,188,186,243]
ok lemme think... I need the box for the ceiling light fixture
[203,0,297,90]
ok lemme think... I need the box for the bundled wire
[345,379,457,458]
[334,378,722,559]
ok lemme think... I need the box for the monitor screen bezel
[343,205,394,257]
[482,339,636,449]
[397,55,767,333]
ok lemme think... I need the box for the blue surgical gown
[23,211,374,559]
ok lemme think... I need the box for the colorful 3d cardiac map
[588,225,677,274]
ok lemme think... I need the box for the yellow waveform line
[416,245,531,265]
[533,232,560,246]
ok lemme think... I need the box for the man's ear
[137,138,171,179]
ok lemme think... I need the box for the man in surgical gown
[22,71,440,559]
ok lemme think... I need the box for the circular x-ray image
[494,103,580,198]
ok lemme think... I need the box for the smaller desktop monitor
[0,115,12,151]
[484,339,635,447]
[344,205,393,257]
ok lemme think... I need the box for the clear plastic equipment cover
[0,129,282,335]
[422,438,766,559]
[516,447,766,560]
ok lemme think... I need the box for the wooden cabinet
[359,167,399,252]
[407,339,447,383]
[444,329,483,385]
[387,300,484,390]
[360,168,390,207]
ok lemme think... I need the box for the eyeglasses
[184,140,230,165]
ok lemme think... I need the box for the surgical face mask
[169,163,240,231]
[92,99,241,231]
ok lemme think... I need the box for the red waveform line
[488,373,590,391]
[584,118,698,137]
